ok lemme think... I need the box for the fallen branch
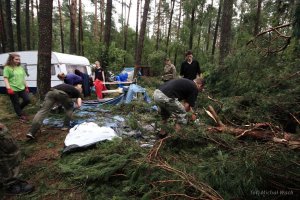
[205,105,300,149]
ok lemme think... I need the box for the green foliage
[147,50,167,76]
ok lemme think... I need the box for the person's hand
[7,88,14,95]
[191,113,197,121]
[25,86,30,93]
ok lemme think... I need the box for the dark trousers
[8,90,30,117]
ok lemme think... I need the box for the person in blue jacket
[57,72,82,86]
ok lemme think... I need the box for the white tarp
[64,122,118,150]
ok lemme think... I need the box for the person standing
[162,58,177,82]
[0,122,34,195]
[153,77,204,138]
[94,61,106,82]
[26,84,82,140]
[3,53,31,122]
[180,50,201,80]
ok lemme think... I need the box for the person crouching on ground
[153,77,204,138]
[57,72,82,86]
[26,84,82,140]
[0,122,34,195]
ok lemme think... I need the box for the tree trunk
[155,0,162,51]
[5,0,14,51]
[135,0,151,68]
[174,0,182,66]
[69,0,77,54]
[78,0,83,55]
[124,0,132,62]
[135,0,140,60]
[100,0,104,42]
[189,7,196,50]
[58,0,64,53]
[0,1,7,53]
[25,0,31,50]
[93,0,98,41]
[31,0,35,50]
[206,0,214,51]
[212,0,222,58]
[219,0,233,66]
[16,0,22,50]
[253,0,262,36]
[103,0,112,67]
[37,0,53,101]
[166,0,175,53]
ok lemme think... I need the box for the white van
[0,51,91,93]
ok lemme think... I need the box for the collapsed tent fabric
[63,122,119,154]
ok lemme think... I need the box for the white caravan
[0,51,91,93]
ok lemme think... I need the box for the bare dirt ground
[1,96,86,199]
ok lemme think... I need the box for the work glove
[25,86,30,93]
[7,88,14,95]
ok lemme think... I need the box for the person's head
[194,77,205,91]
[185,50,193,62]
[57,73,66,80]
[74,69,82,76]
[5,53,21,66]
[165,58,171,65]
[95,61,101,68]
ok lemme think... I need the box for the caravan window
[66,65,87,74]
[51,65,56,75]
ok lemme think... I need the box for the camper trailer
[0,51,91,93]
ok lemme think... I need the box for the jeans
[124,84,151,104]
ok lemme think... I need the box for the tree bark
[37,0,53,100]
[135,0,151,77]
[93,0,98,41]
[5,0,14,51]
[189,6,196,50]
[58,0,64,53]
[174,0,182,66]
[253,0,262,36]
[135,0,140,60]
[212,0,222,58]
[0,1,7,53]
[124,0,132,63]
[16,0,22,50]
[219,0,233,66]
[206,0,214,51]
[155,0,162,51]
[103,0,112,67]
[166,0,175,53]
[25,0,31,50]
[78,0,83,55]
[99,0,105,42]
[69,0,77,54]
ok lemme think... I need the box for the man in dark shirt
[26,84,82,139]
[153,77,204,138]
[180,50,201,80]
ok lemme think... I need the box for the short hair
[57,72,66,79]
[165,58,170,61]
[194,77,205,86]
[185,50,193,57]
